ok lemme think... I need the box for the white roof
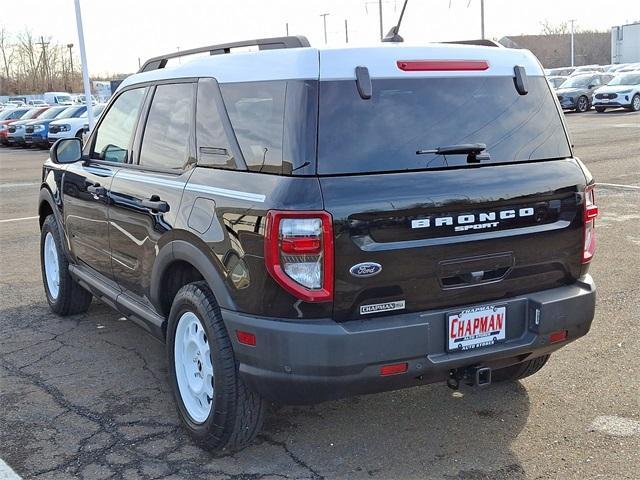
[118,43,544,90]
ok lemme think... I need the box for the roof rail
[138,36,311,73]
[443,39,503,48]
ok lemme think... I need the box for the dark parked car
[556,73,614,112]
[38,36,597,452]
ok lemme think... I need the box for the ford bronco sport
[39,35,597,451]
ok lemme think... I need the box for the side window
[139,83,194,170]
[196,78,236,169]
[220,81,285,174]
[591,77,601,86]
[91,88,146,163]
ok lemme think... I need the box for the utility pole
[480,0,485,39]
[569,19,576,66]
[36,36,51,90]
[345,19,349,43]
[67,43,74,92]
[74,0,95,131]
[285,22,289,36]
[378,0,384,41]
[320,13,330,44]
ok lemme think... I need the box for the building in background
[499,32,610,68]
[611,22,640,64]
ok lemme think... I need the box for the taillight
[264,211,334,302]
[582,184,598,264]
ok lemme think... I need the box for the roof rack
[443,39,502,48]
[138,36,311,73]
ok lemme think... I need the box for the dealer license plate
[447,305,506,352]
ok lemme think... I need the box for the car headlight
[15,125,23,131]
[34,125,45,132]
[617,89,632,94]
[0,125,6,131]
[60,124,71,132]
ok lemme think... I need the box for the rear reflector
[549,330,568,344]
[236,330,256,346]
[397,60,489,72]
[380,362,408,376]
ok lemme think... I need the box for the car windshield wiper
[416,143,489,163]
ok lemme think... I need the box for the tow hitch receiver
[447,366,492,390]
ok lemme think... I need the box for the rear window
[219,80,317,175]
[317,76,571,175]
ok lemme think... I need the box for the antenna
[382,0,408,42]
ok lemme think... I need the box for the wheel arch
[38,186,60,228]
[151,238,237,318]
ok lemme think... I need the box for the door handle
[87,183,107,196]
[140,195,170,213]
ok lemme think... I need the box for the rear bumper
[223,276,596,404]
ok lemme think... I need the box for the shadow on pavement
[0,300,530,479]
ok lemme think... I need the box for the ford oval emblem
[349,262,382,278]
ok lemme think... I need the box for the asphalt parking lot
[0,109,638,480]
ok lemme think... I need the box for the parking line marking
[0,182,40,189]
[0,216,38,224]
[591,415,640,437]
[597,182,640,190]
[0,458,22,480]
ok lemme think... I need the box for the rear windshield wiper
[416,143,489,163]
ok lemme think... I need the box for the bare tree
[540,20,569,35]
[0,27,86,95]
[0,27,13,80]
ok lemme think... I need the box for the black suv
[38,37,597,451]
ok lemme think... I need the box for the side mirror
[588,84,595,89]
[50,138,83,164]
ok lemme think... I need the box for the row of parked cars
[0,92,99,110]
[544,62,640,113]
[0,103,105,148]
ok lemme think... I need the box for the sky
[2,0,639,75]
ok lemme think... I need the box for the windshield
[560,76,593,88]
[80,105,105,118]
[318,76,571,174]
[0,109,23,120]
[20,108,45,120]
[608,73,640,86]
[55,106,83,119]
[55,95,71,103]
[38,107,67,120]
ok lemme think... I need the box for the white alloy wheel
[174,311,214,423]
[632,94,640,111]
[44,232,60,299]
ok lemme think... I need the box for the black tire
[40,214,93,315]
[595,107,606,113]
[629,94,640,112]
[492,355,551,383]
[166,282,266,452]
[575,96,590,113]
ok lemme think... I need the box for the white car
[592,72,640,112]
[47,104,106,144]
